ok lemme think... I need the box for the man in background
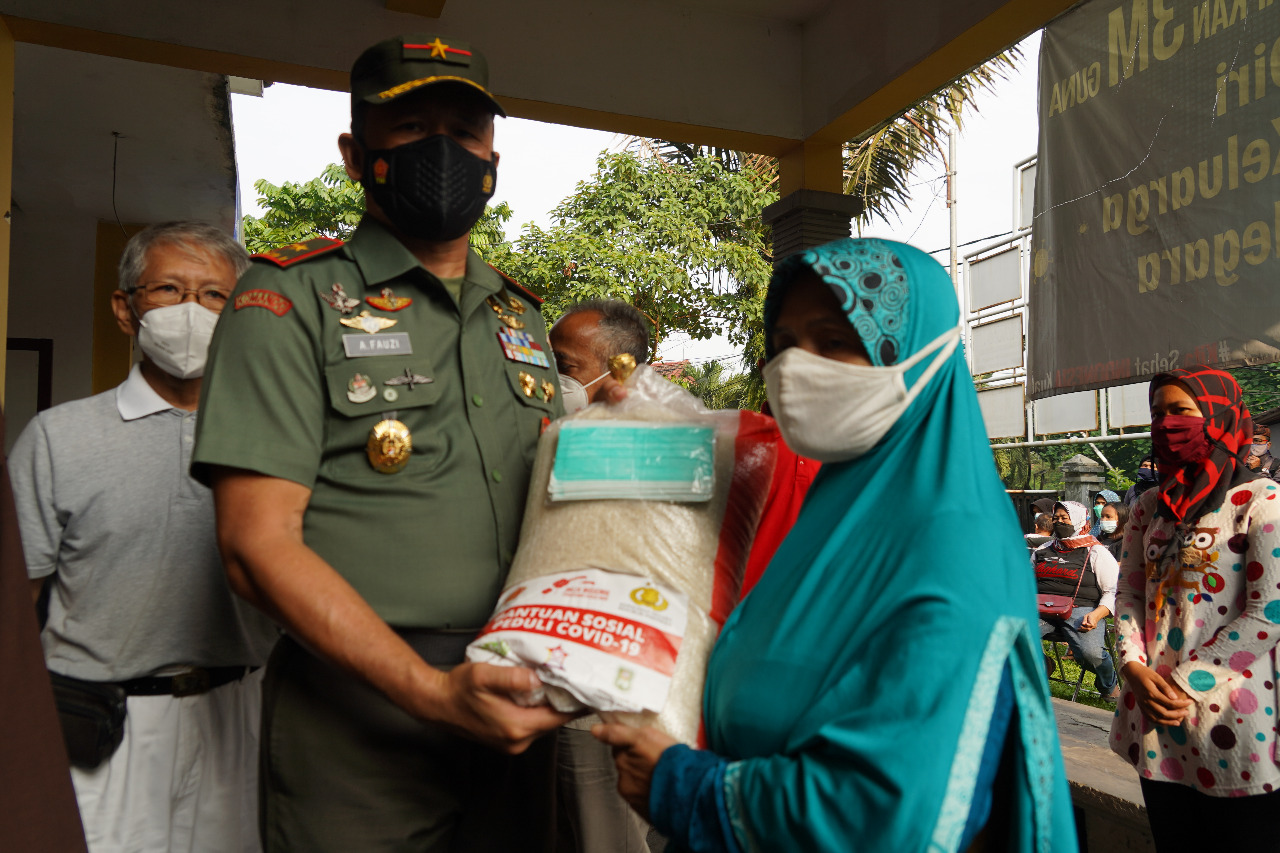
[549,297,654,852]
[550,298,650,413]
[1025,513,1054,551]
[9,221,278,852]
[1246,425,1278,481]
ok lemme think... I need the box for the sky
[230,33,1042,367]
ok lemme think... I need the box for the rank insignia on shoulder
[320,283,360,314]
[366,287,412,312]
[234,289,293,316]
[340,311,398,334]
[252,237,344,268]
[497,328,551,369]
[487,265,544,307]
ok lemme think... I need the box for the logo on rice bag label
[629,584,668,611]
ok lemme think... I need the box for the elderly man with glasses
[8,221,280,852]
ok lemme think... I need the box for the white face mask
[135,301,220,379]
[762,325,959,462]
[1099,519,1118,534]
[558,371,608,414]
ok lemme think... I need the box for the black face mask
[360,134,496,242]
[1053,522,1076,540]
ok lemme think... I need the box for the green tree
[678,360,755,410]
[241,163,513,259]
[636,49,1020,230]
[1231,364,1280,419]
[843,49,1021,227]
[487,151,775,362]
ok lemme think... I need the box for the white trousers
[70,668,264,853]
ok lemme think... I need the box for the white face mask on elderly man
[762,325,959,463]
[559,371,608,414]
[136,302,220,379]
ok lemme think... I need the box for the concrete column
[762,189,864,264]
[1060,454,1105,507]
[768,139,863,264]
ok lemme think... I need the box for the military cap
[350,34,505,116]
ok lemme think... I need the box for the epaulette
[252,237,345,268]
[488,264,544,309]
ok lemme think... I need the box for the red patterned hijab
[1148,367,1255,580]
[1151,367,1254,526]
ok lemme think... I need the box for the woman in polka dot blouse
[1111,367,1280,850]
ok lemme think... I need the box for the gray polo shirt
[8,365,279,681]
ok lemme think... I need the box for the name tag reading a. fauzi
[343,333,413,357]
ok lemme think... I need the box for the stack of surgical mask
[547,421,716,502]
[467,365,776,745]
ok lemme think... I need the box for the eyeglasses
[131,282,230,311]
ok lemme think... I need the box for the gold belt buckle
[171,668,210,697]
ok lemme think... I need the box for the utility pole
[947,128,958,299]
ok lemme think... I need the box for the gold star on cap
[427,37,449,59]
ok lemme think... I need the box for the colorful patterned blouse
[1111,479,1280,795]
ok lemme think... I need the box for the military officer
[192,35,572,852]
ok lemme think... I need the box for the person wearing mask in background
[545,298,653,853]
[550,298,650,415]
[1089,489,1120,536]
[1025,512,1054,551]
[593,238,1077,851]
[1111,368,1280,851]
[8,222,279,852]
[193,36,573,852]
[1124,455,1159,506]
[1034,501,1121,702]
[1097,501,1129,561]
[1244,425,1278,481]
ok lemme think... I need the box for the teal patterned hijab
[764,238,912,365]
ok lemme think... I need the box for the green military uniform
[192,217,563,851]
[194,218,561,626]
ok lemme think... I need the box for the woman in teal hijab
[595,238,1077,851]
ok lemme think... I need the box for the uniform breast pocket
[503,363,559,463]
[322,356,446,478]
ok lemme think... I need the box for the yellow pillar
[767,139,861,262]
[0,20,14,405]
[777,139,844,196]
[92,223,144,394]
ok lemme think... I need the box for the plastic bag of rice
[466,363,776,745]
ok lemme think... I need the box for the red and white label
[467,569,688,714]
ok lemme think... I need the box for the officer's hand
[430,662,574,754]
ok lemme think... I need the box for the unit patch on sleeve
[498,328,551,368]
[234,289,293,316]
